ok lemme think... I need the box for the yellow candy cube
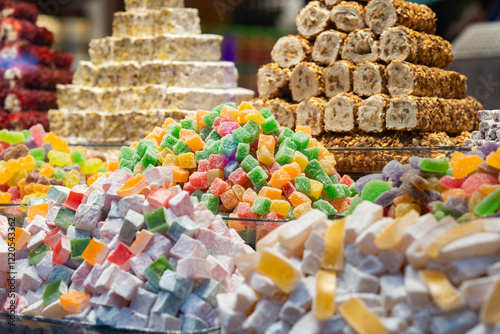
[208,169,225,185]
[314,270,337,320]
[340,298,387,334]
[319,159,335,175]
[293,201,312,218]
[310,180,324,199]
[256,248,301,293]
[178,152,197,169]
[270,200,290,217]
[162,154,179,167]
[420,270,462,311]
[481,277,500,325]
[238,102,254,112]
[232,184,246,201]
[257,147,275,166]
[293,151,309,172]
[244,110,266,125]
[322,218,345,271]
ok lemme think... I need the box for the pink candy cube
[235,202,258,219]
[176,258,212,280]
[217,121,240,137]
[189,172,209,190]
[183,182,197,195]
[228,168,250,186]
[281,182,296,198]
[52,236,71,265]
[209,178,228,197]
[209,154,228,169]
[267,162,282,175]
[170,234,207,259]
[198,160,210,172]
[147,186,176,208]
[169,191,194,217]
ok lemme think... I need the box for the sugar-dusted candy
[169,190,194,217]
[221,189,240,210]
[119,210,144,244]
[81,238,109,266]
[167,216,199,242]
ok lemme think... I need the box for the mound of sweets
[346,142,500,223]
[0,125,110,208]
[217,208,500,333]
[2,167,252,331]
[117,103,355,230]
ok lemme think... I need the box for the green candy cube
[315,172,334,188]
[361,180,392,202]
[29,148,46,161]
[205,140,221,155]
[232,128,253,144]
[349,184,358,197]
[35,160,44,169]
[70,238,91,261]
[202,112,219,128]
[54,207,75,231]
[235,143,250,162]
[286,207,295,220]
[166,124,181,138]
[259,108,273,119]
[43,280,68,305]
[302,147,319,161]
[145,207,171,233]
[243,120,260,142]
[418,158,450,173]
[206,130,222,142]
[160,134,179,149]
[173,140,192,155]
[119,159,135,171]
[254,180,269,194]
[251,197,272,215]
[220,136,239,157]
[324,184,347,200]
[329,173,339,184]
[181,118,198,133]
[247,166,268,185]
[474,189,500,217]
[201,193,220,214]
[195,151,210,162]
[295,176,312,196]
[292,132,310,151]
[71,149,87,165]
[28,244,51,266]
[53,167,66,180]
[279,127,294,143]
[305,159,324,178]
[97,166,107,173]
[22,130,31,139]
[313,200,337,216]
[241,155,259,173]
[119,146,135,161]
[192,190,205,202]
[199,126,211,140]
[280,138,297,151]
[137,140,156,157]
[261,118,280,135]
[133,152,142,164]
[275,147,294,165]
[144,256,175,289]
[141,146,159,168]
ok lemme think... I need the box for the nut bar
[365,0,437,35]
[153,35,223,62]
[341,29,379,64]
[353,62,387,96]
[297,97,326,136]
[386,96,481,133]
[4,64,73,90]
[271,35,311,68]
[114,36,137,62]
[296,1,332,39]
[257,63,290,99]
[387,60,467,99]
[81,111,105,144]
[138,85,168,110]
[0,1,38,23]
[312,30,346,65]
[0,41,73,70]
[357,94,390,133]
[266,98,297,131]
[380,26,453,69]
[65,110,85,142]
[290,62,325,102]
[48,109,68,137]
[330,1,366,32]
[103,112,128,144]
[115,61,140,87]
[113,8,200,37]
[89,38,114,65]
[324,60,355,98]
[0,18,54,46]
[4,88,57,112]
[324,92,363,132]
[124,0,184,10]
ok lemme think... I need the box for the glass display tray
[0,311,220,334]
[329,146,471,177]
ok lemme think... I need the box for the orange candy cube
[130,230,154,255]
[196,110,210,130]
[0,192,12,204]
[27,203,50,223]
[289,191,312,208]
[185,135,205,152]
[106,161,119,172]
[269,169,291,189]
[442,188,467,202]
[179,129,197,141]
[81,238,109,265]
[162,118,178,130]
[243,188,258,204]
[282,162,301,180]
[39,163,55,178]
[221,189,240,210]
[117,174,148,197]
[14,227,30,251]
[60,290,91,314]
[295,126,312,137]
[145,127,167,144]
[171,166,189,183]
[258,187,283,200]
[258,135,275,151]
[220,105,240,122]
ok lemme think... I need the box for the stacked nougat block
[255,0,482,148]
[50,0,254,145]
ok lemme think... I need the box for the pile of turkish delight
[0,1,73,130]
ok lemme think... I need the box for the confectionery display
[0,1,73,131]
[0,125,112,208]
[49,0,254,145]
[465,110,500,147]
[254,0,482,172]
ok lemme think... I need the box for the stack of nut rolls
[253,0,482,166]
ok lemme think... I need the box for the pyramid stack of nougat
[49,0,254,145]
[254,0,482,150]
